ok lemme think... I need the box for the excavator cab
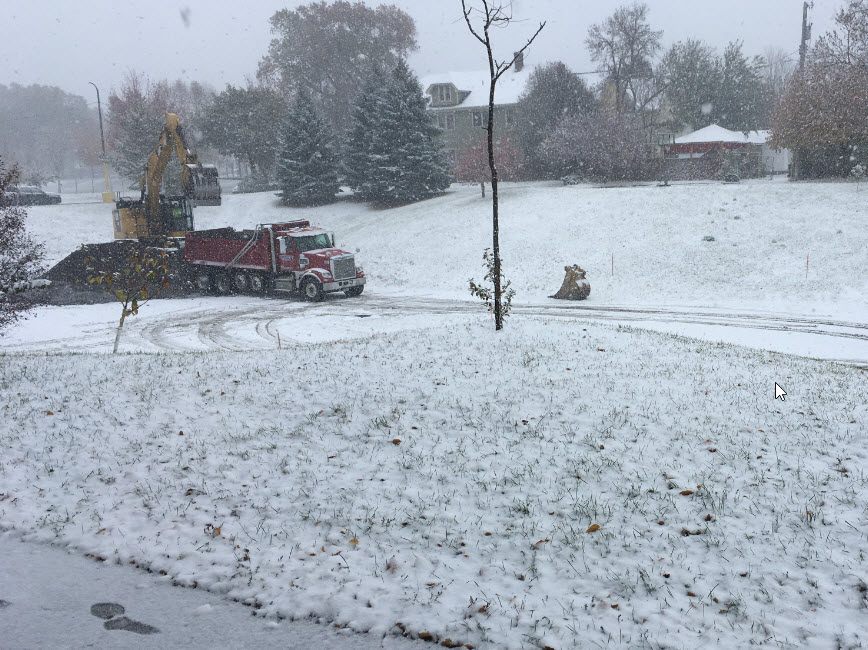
[113,195,193,240]
[161,196,194,234]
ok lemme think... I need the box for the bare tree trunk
[462,1,544,331]
[485,72,503,330]
[113,312,127,354]
[480,182,485,198]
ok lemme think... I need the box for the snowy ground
[0,533,424,650]
[3,180,868,648]
[2,321,867,648]
[28,179,868,320]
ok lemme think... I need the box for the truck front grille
[331,255,355,280]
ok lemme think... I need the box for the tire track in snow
[136,294,868,367]
[11,294,868,367]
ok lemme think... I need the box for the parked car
[1,185,62,206]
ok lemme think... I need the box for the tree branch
[461,0,487,45]
[494,21,546,82]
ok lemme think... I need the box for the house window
[438,85,452,103]
[438,114,446,130]
[473,111,489,127]
[446,113,455,130]
[505,108,513,127]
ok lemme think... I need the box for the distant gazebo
[664,124,790,180]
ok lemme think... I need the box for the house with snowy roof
[664,124,791,180]
[421,53,530,168]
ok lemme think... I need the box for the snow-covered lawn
[26,179,868,319]
[5,180,867,648]
[2,320,867,648]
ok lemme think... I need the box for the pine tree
[345,64,389,199]
[111,101,161,189]
[276,90,339,206]
[372,59,451,204]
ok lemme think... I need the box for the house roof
[421,68,531,109]
[675,124,769,145]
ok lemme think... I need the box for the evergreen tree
[276,90,339,206]
[345,64,389,199]
[371,59,451,204]
[660,40,719,131]
[661,40,767,133]
[715,41,767,131]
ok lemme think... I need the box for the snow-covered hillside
[27,180,868,319]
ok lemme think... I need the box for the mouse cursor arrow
[774,383,787,401]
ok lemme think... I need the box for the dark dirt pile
[43,242,196,306]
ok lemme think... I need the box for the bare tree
[540,113,653,182]
[461,0,544,331]
[763,47,796,99]
[586,2,662,115]
[812,0,868,67]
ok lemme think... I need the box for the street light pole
[89,81,113,202]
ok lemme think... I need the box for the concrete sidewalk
[0,533,425,649]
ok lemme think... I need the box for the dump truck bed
[185,228,273,270]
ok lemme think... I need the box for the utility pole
[793,2,813,181]
[799,2,813,73]
[89,82,113,203]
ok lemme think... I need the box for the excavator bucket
[186,163,222,206]
[550,265,591,300]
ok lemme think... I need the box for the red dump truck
[184,220,365,301]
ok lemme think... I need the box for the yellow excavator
[112,112,221,240]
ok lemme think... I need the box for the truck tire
[215,272,233,295]
[233,270,250,293]
[344,285,364,297]
[301,277,324,302]
[195,270,212,293]
[249,273,265,294]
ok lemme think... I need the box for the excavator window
[162,197,193,234]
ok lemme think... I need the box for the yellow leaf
[349,538,359,546]
[45,410,54,415]
[586,524,601,533]
[680,490,694,496]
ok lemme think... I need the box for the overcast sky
[1,0,844,101]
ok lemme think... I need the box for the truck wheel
[215,272,233,295]
[233,271,250,293]
[301,277,324,302]
[344,285,364,297]
[195,271,212,293]
[249,273,265,294]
